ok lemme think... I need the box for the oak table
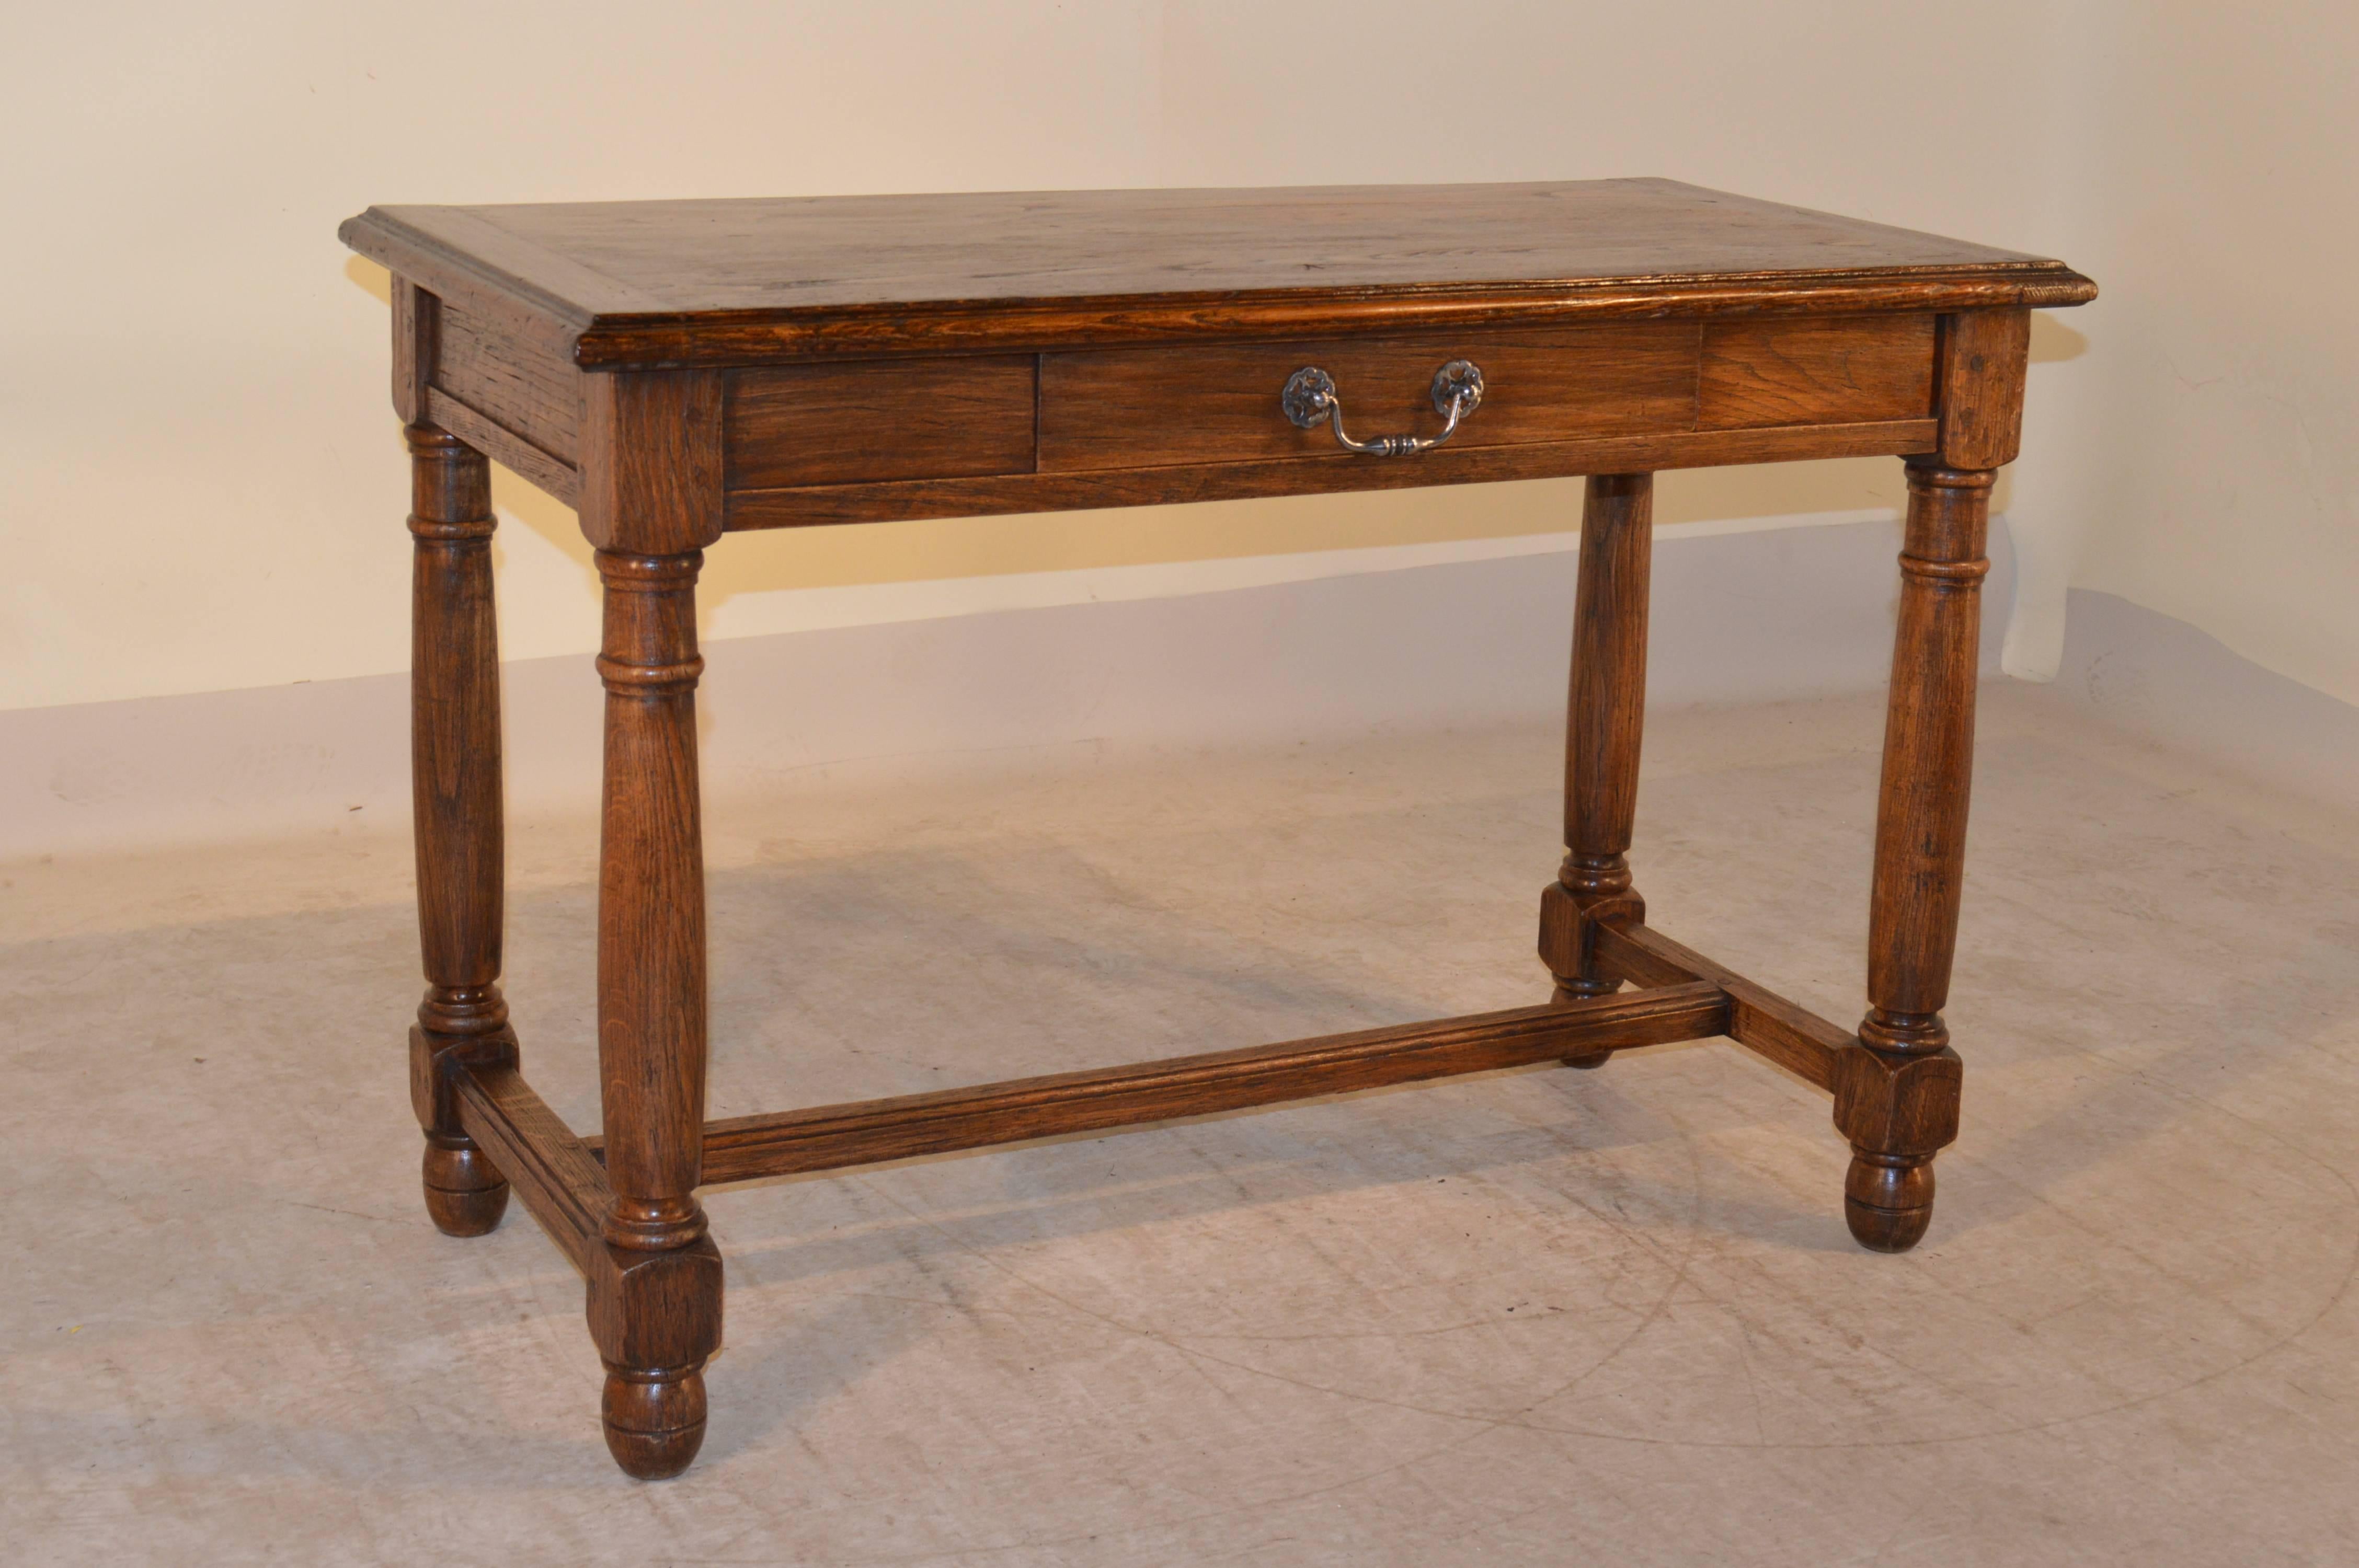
[340,180,2096,1479]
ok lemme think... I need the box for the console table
[340,180,2095,1480]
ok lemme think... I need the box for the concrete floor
[6,683,2357,1565]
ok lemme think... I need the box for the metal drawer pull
[1281,359,1485,456]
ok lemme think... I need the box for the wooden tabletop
[342,178,2095,368]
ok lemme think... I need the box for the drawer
[711,315,1932,497]
[1038,323,1700,474]
[724,355,1037,489]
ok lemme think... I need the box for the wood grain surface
[1842,455,1992,1251]
[1537,470,1656,1051]
[433,292,583,457]
[1560,472,1653,912]
[1936,308,2033,467]
[579,372,723,555]
[405,423,514,1240]
[601,984,1730,1186]
[1586,921,1853,1090]
[391,279,434,425]
[590,541,722,1477]
[724,356,1037,489]
[1698,313,1934,429]
[453,1060,608,1271]
[593,548,711,1255]
[420,388,580,508]
[340,179,2097,366]
[721,418,1940,529]
[1038,322,1698,471]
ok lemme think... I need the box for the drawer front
[1038,322,1702,474]
[724,356,1037,490]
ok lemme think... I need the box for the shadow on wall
[345,256,2087,640]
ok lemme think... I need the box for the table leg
[1537,473,1653,1066]
[591,547,723,1479]
[1838,458,1987,1251]
[405,424,515,1237]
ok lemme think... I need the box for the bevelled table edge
[340,204,2096,372]
[553,264,2096,368]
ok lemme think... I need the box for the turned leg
[405,424,515,1236]
[591,547,723,1479]
[1838,459,1988,1251]
[1537,474,1653,1066]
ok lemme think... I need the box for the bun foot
[1843,1151,1935,1252]
[603,1367,708,1480]
[1553,978,1619,1067]
[422,1135,509,1237]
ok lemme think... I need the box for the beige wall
[5,2,2345,713]
[2005,1,2359,706]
